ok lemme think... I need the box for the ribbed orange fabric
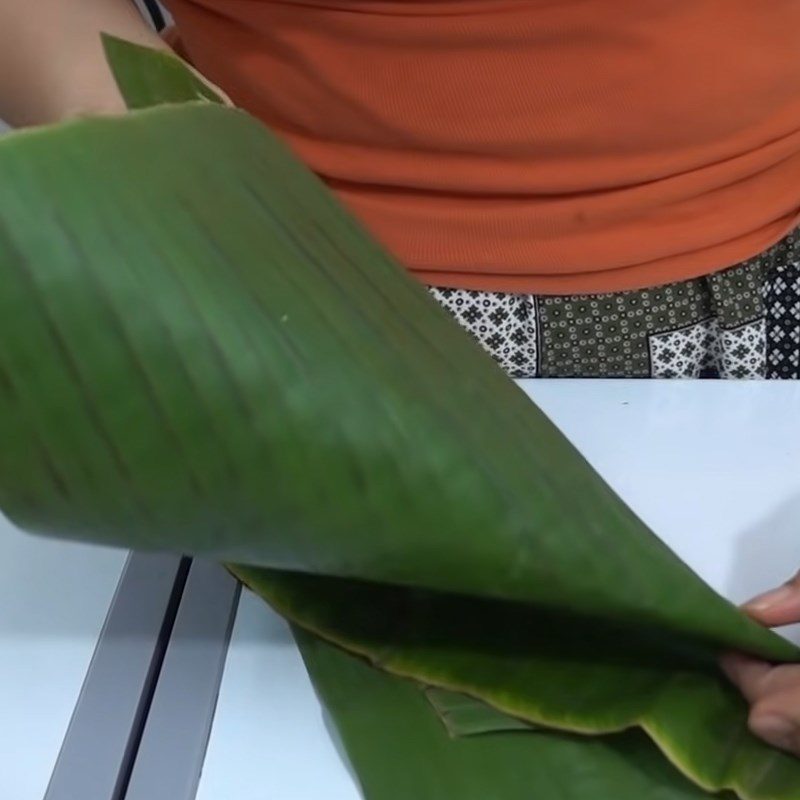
[164,0,800,294]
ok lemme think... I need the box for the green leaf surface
[0,38,797,800]
[101,34,224,108]
[295,627,737,800]
[0,101,791,657]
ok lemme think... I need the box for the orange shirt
[165,0,800,294]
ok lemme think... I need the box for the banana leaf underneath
[235,566,800,800]
[294,626,737,800]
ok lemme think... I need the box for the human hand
[721,572,800,755]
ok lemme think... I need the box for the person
[2,1,800,380]
[0,0,798,751]
[723,574,800,757]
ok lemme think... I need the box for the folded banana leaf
[0,37,798,799]
[294,627,735,800]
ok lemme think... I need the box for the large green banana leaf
[0,36,797,799]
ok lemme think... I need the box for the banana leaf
[294,627,735,800]
[0,36,797,799]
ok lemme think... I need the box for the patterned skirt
[430,229,800,379]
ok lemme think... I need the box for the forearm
[0,0,168,126]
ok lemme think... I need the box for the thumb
[743,572,800,627]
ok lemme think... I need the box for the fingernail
[744,584,796,612]
[750,715,797,749]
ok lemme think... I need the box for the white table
[196,380,800,800]
[0,516,127,800]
